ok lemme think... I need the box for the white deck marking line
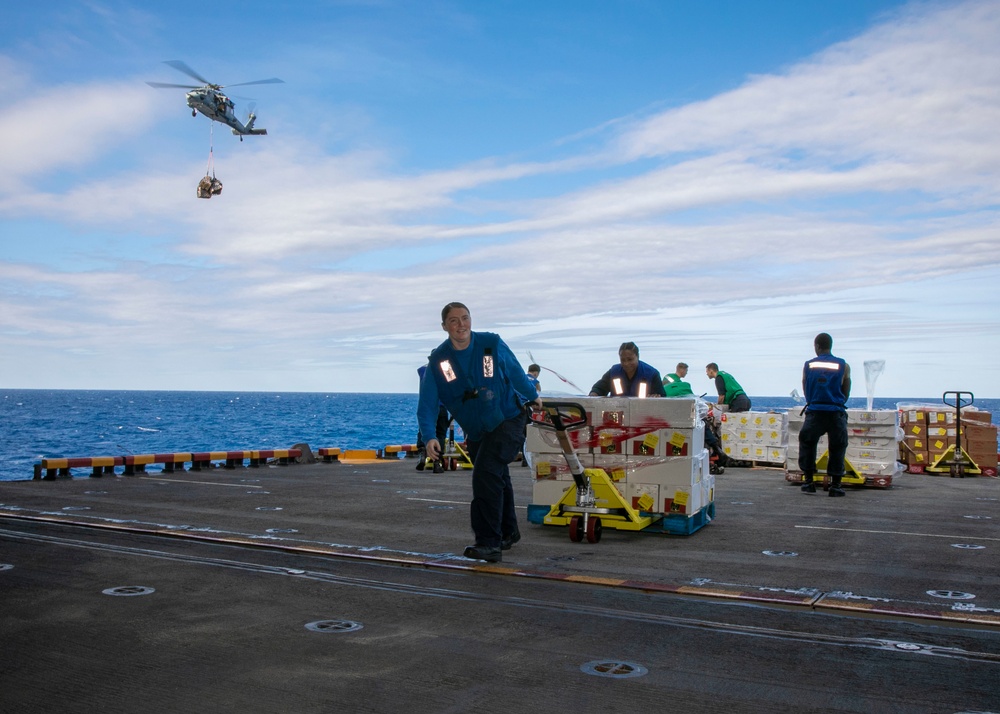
[796,525,1000,542]
[147,478,263,488]
[406,497,527,510]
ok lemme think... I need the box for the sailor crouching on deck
[418,302,542,563]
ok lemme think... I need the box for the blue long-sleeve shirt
[418,332,536,442]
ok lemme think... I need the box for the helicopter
[146,60,283,140]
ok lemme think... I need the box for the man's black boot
[501,531,521,550]
[415,451,425,471]
[801,476,817,493]
[463,544,502,562]
[828,479,846,497]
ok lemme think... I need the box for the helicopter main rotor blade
[146,81,201,89]
[163,60,212,85]
[225,78,285,88]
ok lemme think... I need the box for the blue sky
[2,0,998,399]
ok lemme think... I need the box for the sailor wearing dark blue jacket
[799,332,852,497]
[418,302,542,563]
[589,342,666,398]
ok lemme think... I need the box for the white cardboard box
[626,422,705,458]
[750,429,785,446]
[626,482,659,511]
[526,424,592,455]
[750,412,786,430]
[846,446,898,462]
[531,453,593,481]
[849,435,898,449]
[628,396,699,428]
[851,459,899,476]
[625,450,704,489]
[531,479,574,506]
[765,445,787,464]
[846,409,898,427]
[592,454,630,483]
[701,473,715,506]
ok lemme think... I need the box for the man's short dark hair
[441,302,469,323]
[706,362,719,371]
[676,362,688,370]
[619,341,639,357]
[815,332,833,351]
[528,364,541,372]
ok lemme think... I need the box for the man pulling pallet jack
[417,302,542,563]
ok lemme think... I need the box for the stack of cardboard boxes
[899,405,998,476]
[785,408,901,487]
[719,411,787,464]
[527,397,713,524]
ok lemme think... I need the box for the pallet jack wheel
[449,458,457,471]
[586,516,602,544]
[569,516,584,542]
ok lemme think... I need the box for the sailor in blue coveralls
[799,332,852,497]
[588,342,666,397]
[418,302,542,562]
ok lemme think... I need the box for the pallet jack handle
[943,391,974,476]
[529,400,590,492]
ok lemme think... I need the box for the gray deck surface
[1,459,998,713]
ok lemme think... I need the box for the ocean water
[1,390,996,482]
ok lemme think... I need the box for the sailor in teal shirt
[418,302,541,563]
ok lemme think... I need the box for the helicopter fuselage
[185,88,266,136]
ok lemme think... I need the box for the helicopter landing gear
[192,109,197,117]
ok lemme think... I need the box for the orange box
[963,423,997,442]
[969,450,999,470]
[960,410,993,425]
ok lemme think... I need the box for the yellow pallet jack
[441,421,474,471]
[533,401,656,543]
[803,451,866,488]
[417,422,474,472]
[926,391,982,477]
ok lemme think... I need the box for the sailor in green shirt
[705,362,752,412]
[663,362,694,397]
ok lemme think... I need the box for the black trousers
[466,413,526,548]
[798,410,849,479]
[729,394,752,412]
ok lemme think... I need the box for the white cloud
[0,75,159,194]
[1,0,999,395]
